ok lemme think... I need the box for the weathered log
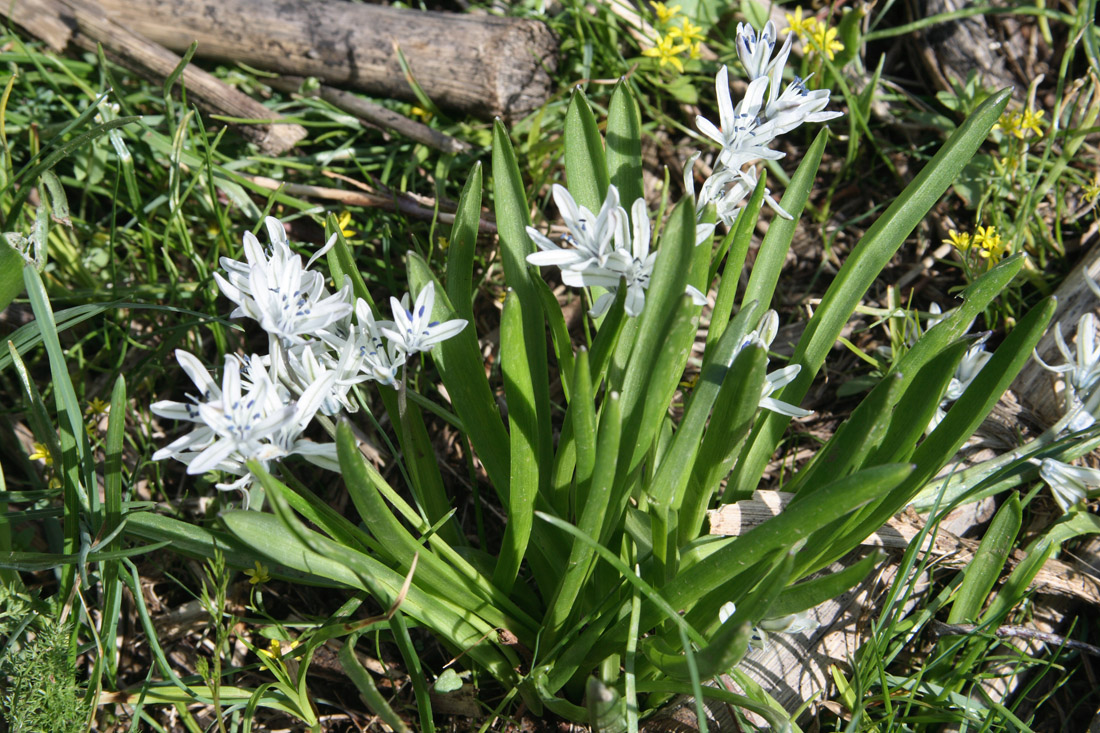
[3,0,307,155]
[92,0,558,120]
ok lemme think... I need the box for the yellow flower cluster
[644,2,704,73]
[943,224,1010,261]
[993,107,1044,140]
[785,7,844,61]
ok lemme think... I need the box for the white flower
[1034,313,1100,431]
[764,75,843,135]
[151,349,224,460]
[1038,458,1100,512]
[732,310,812,417]
[928,336,992,431]
[560,198,656,318]
[526,184,621,271]
[381,282,467,355]
[735,21,790,82]
[696,71,785,170]
[214,217,353,346]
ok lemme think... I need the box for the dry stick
[268,76,471,155]
[242,175,498,236]
[93,0,558,120]
[927,620,1100,658]
[3,0,307,156]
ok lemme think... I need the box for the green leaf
[731,88,1013,494]
[564,88,610,213]
[445,162,483,322]
[0,242,24,313]
[495,289,540,593]
[665,463,913,625]
[740,130,826,314]
[606,80,643,208]
[408,255,510,501]
[946,493,1020,633]
[770,550,886,617]
[338,639,411,733]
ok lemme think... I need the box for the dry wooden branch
[269,76,471,155]
[3,0,307,155]
[242,175,498,235]
[92,0,558,120]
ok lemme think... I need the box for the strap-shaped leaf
[564,88,610,213]
[739,130,826,314]
[444,162,482,322]
[732,88,1013,494]
[606,80,643,208]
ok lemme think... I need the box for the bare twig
[928,620,1100,657]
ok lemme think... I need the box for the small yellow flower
[257,638,282,660]
[437,235,450,251]
[86,397,111,417]
[28,442,52,465]
[651,1,681,23]
[244,561,271,585]
[973,225,1007,260]
[687,41,702,60]
[642,34,689,73]
[669,18,705,44]
[1083,176,1100,203]
[785,7,815,39]
[1019,108,1044,138]
[809,22,844,61]
[410,106,433,121]
[336,211,356,239]
[993,111,1021,138]
[943,229,971,251]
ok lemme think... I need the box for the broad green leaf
[770,549,885,617]
[542,391,622,645]
[664,463,912,625]
[0,243,23,313]
[564,88,610,213]
[648,301,761,509]
[606,80,643,207]
[408,255,510,501]
[330,429,537,638]
[732,89,1013,494]
[739,130,826,314]
[492,119,553,492]
[222,510,519,683]
[495,289,540,593]
[338,639,411,733]
[947,493,1020,627]
[445,162,483,321]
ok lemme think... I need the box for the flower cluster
[526,185,708,318]
[943,224,1010,265]
[643,2,705,72]
[687,20,842,226]
[784,8,845,62]
[1034,310,1100,433]
[994,106,1045,140]
[153,217,466,504]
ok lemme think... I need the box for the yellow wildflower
[410,106,433,121]
[642,34,689,72]
[1083,176,1100,202]
[670,18,705,44]
[651,1,681,23]
[257,638,282,660]
[336,211,356,239]
[28,442,52,465]
[973,225,1007,260]
[244,560,271,585]
[809,22,844,61]
[943,229,971,251]
[687,41,702,60]
[86,397,110,416]
[437,235,450,251]
[785,7,815,39]
[1020,108,1044,138]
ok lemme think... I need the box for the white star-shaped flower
[381,282,467,355]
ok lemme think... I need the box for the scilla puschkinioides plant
[135,21,1084,730]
